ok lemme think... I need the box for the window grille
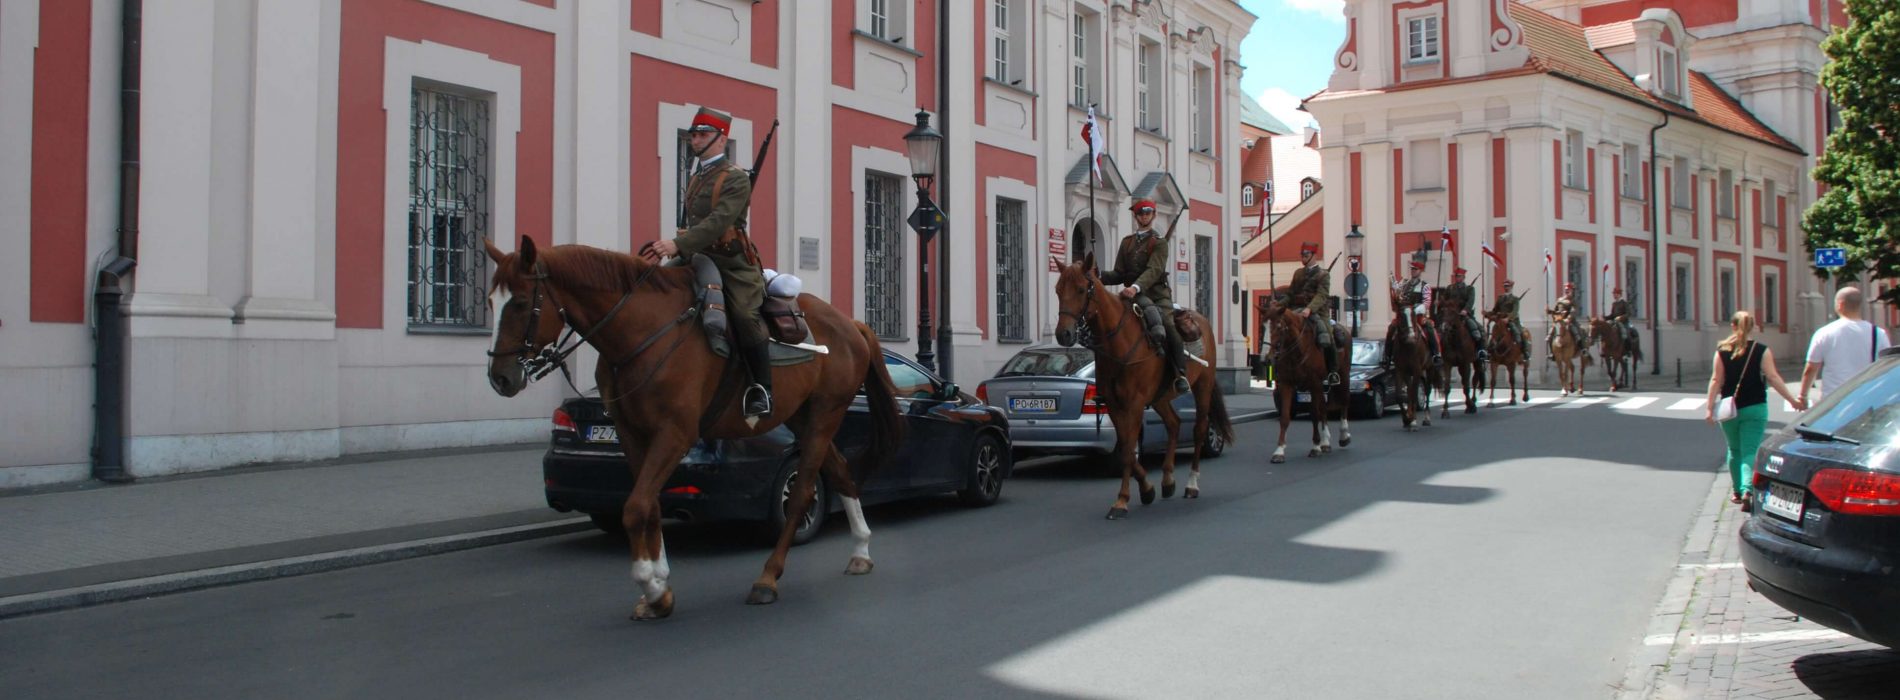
[1566,254,1588,315]
[1625,259,1643,318]
[1673,265,1691,322]
[1194,235,1214,313]
[1719,269,1736,319]
[407,85,491,328]
[995,199,1028,341]
[864,173,906,340]
[1763,273,1780,324]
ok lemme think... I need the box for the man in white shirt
[1798,286,1893,403]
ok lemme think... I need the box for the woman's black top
[1719,341,1768,408]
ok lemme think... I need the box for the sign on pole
[1814,247,1847,269]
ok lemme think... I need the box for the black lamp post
[1345,224,1366,337]
[903,110,944,374]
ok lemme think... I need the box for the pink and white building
[0,0,1256,486]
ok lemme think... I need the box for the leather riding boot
[742,341,774,417]
[1166,332,1191,394]
[1323,341,1341,386]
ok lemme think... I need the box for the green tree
[1805,0,1900,302]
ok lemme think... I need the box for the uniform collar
[1135,228,1156,239]
[698,153,726,170]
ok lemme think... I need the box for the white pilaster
[787,0,830,297]
[947,0,981,381]
[1455,131,1492,308]
[571,0,627,250]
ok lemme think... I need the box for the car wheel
[1201,428,1226,458]
[958,433,1009,507]
[1366,384,1386,419]
[759,458,826,547]
[589,511,626,539]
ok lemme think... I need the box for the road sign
[906,204,944,236]
[1814,247,1847,269]
[1345,272,1369,297]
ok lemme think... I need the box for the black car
[543,350,1013,545]
[1275,338,1404,419]
[1740,346,1900,648]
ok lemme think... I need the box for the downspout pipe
[934,0,953,382]
[1647,112,1669,376]
[93,0,141,483]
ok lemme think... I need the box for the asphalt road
[0,391,1734,700]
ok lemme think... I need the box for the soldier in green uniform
[1546,282,1585,355]
[1491,279,1530,350]
[1384,256,1441,367]
[1098,199,1190,393]
[645,107,774,417]
[1442,267,1488,361]
[1287,241,1341,386]
[1606,287,1640,355]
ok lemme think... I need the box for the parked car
[975,345,1227,459]
[1739,346,1900,648]
[1275,339,1403,419]
[543,350,1013,545]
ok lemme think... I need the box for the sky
[1233,0,1347,133]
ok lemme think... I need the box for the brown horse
[1589,317,1640,392]
[1052,254,1234,520]
[483,237,904,620]
[1257,295,1351,463]
[1547,311,1589,396]
[1383,288,1434,431]
[1484,312,1532,406]
[1432,291,1486,416]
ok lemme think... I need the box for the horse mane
[536,245,690,295]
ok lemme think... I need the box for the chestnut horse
[1589,317,1640,392]
[1052,254,1235,520]
[1484,312,1532,406]
[1432,291,1486,416]
[1257,295,1351,463]
[1384,288,1434,431]
[1547,311,1589,396]
[483,238,903,620]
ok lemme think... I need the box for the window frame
[994,197,1030,342]
[1621,143,1642,198]
[1136,38,1160,131]
[406,83,494,331]
[1623,257,1644,319]
[863,170,908,341]
[1763,179,1779,228]
[1718,168,1735,219]
[1762,269,1780,325]
[1070,8,1096,109]
[1405,15,1441,64]
[1191,62,1213,152]
[1241,185,1255,208]
[1671,156,1691,208]
[1673,263,1693,322]
[1658,44,1681,100]
[1563,130,1585,189]
[862,0,910,45]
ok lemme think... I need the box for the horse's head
[484,235,567,397]
[1053,252,1100,347]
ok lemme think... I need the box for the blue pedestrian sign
[1814,247,1847,269]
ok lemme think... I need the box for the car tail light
[664,486,702,495]
[552,408,577,433]
[1808,468,1900,516]
[976,384,988,403]
[1082,384,1109,414]
[1752,472,1770,490]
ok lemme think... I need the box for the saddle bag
[1174,309,1202,343]
[762,296,809,345]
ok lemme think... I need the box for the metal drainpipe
[934,0,953,382]
[1647,112,1669,376]
[93,0,141,483]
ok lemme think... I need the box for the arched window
[1242,185,1255,208]
[1300,178,1318,201]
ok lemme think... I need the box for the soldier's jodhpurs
[1138,299,1187,382]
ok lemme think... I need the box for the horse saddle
[1172,307,1202,343]
[684,254,823,367]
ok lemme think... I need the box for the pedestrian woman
[1705,311,1805,505]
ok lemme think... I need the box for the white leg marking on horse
[1272,444,1286,459]
[1185,471,1201,491]
[1320,425,1331,448]
[652,541,670,597]
[842,496,872,561]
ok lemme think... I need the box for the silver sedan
[977,345,1227,459]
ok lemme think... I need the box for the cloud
[1274,0,1344,21]
[1255,87,1319,132]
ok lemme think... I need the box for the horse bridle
[487,260,637,384]
[1058,277,1147,364]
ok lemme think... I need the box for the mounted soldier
[1607,288,1640,355]
[643,107,773,417]
[1098,199,1190,393]
[1547,282,1585,356]
[1491,279,1530,349]
[1442,267,1487,362]
[1386,253,1441,367]
[1287,241,1341,386]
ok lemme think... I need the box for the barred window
[1625,258,1643,318]
[1673,264,1692,322]
[864,172,906,340]
[407,85,491,329]
[1194,235,1214,313]
[995,198,1028,341]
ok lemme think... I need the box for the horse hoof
[1464,405,1476,415]
[1162,482,1176,499]
[1270,454,1286,464]
[1106,506,1129,520]
[1184,487,1200,499]
[1339,436,1352,447]
[1307,448,1321,458]
[745,583,779,606]
[1139,486,1157,506]
[844,556,874,576]
[630,591,675,621]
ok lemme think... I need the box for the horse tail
[1207,386,1237,446]
[850,320,906,484]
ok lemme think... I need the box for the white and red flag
[1543,248,1555,274]
[1081,105,1108,184]
[1480,241,1504,270]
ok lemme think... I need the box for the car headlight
[1355,381,1371,392]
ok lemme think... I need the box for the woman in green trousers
[1704,311,1805,505]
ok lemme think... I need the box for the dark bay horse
[1257,295,1351,462]
[1484,312,1531,406]
[1383,289,1433,431]
[1589,317,1639,392]
[1432,292,1485,416]
[1052,254,1234,520]
[483,237,903,620]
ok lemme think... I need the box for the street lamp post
[1344,224,1367,338]
[903,110,945,374]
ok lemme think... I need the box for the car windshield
[995,349,1092,377]
[1798,356,1900,446]
[1350,340,1381,365]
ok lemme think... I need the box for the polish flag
[1543,248,1555,273]
[1480,241,1504,270]
[1081,105,1107,184]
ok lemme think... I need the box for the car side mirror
[937,382,961,401]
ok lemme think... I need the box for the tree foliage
[1805,0,1900,302]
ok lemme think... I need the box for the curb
[1615,473,1730,700]
[0,517,592,621]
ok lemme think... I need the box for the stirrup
[1173,375,1191,393]
[743,383,773,417]
[1431,354,1444,366]
[1324,372,1341,386]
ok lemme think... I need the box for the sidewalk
[1620,474,1899,699]
[0,390,1276,620]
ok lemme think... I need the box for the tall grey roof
[1239,93,1294,135]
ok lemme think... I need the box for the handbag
[1715,341,1753,423]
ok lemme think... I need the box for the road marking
[1614,396,1658,410]
[1555,397,1607,409]
[1666,398,1706,411]
[1644,629,1853,646]
[1524,397,1560,406]
[1675,562,1743,570]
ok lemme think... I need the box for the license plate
[1295,392,1311,402]
[1760,482,1804,523]
[1010,397,1058,413]
[586,425,618,443]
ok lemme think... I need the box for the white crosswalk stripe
[1555,397,1607,409]
[1614,397,1658,410]
[1667,398,1707,411]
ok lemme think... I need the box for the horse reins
[1059,278,1153,366]
[488,259,644,392]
